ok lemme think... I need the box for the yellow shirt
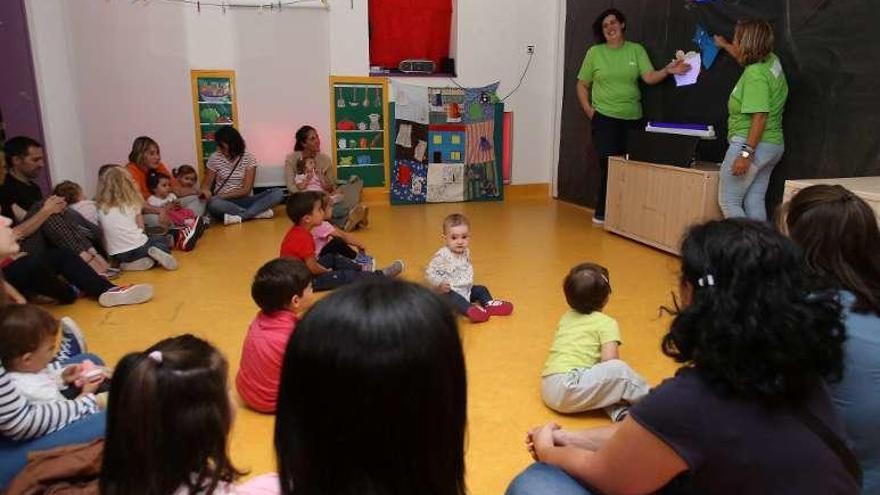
[542,310,621,376]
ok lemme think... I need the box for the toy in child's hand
[74,360,107,388]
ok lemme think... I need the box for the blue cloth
[830,291,880,495]
[506,463,594,495]
[693,25,720,69]
[0,353,107,490]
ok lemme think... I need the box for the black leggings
[3,249,114,304]
[591,112,642,217]
[319,237,357,259]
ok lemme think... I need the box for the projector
[398,59,435,74]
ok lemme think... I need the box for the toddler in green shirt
[541,262,650,421]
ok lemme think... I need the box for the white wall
[26,0,330,194]
[27,0,561,191]
[327,0,562,185]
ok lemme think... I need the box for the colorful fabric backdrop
[391,82,504,205]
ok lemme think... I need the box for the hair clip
[697,274,715,287]
[148,350,163,363]
[601,274,610,286]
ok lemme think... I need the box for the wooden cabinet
[605,156,722,255]
[783,177,880,218]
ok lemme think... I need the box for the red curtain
[368,0,452,70]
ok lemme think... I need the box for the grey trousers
[542,359,650,419]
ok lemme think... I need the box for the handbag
[211,155,243,195]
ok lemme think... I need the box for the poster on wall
[390,81,504,205]
[329,76,390,188]
[190,70,239,177]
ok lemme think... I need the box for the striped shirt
[207,151,258,196]
[0,365,99,441]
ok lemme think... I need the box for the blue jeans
[207,189,284,220]
[506,463,595,495]
[312,253,383,292]
[112,234,171,263]
[446,285,492,315]
[718,136,785,221]
[0,353,107,490]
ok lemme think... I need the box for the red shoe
[484,300,513,316]
[466,305,490,323]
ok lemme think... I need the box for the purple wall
[0,0,50,192]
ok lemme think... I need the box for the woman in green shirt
[577,9,689,224]
[715,20,788,220]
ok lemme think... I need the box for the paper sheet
[394,83,430,124]
[674,53,701,87]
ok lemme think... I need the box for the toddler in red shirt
[235,257,312,413]
[280,191,404,291]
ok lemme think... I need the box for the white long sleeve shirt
[425,246,474,300]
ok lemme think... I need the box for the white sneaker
[120,257,155,271]
[147,247,178,271]
[98,284,154,307]
[254,209,274,220]
[224,214,243,225]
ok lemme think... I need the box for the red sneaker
[484,300,513,316]
[466,305,490,323]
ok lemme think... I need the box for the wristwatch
[740,144,755,160]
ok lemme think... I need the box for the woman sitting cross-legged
[507,219,860,495]
[203,126,284,226]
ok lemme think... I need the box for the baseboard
[504,183,550,198]
[355,182,551,205]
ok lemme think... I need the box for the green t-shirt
[577,41,654,120]
[727,52,789,144]
[542,310,622,376]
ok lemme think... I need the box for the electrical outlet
[526,44,535,54]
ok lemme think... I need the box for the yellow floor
[50,190,682,494]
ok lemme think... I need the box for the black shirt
[630,367,859,495]
[0,173,43,224]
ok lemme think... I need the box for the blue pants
[506,463,595,495]
[718,136,785,221]
[312,253,383,292]
[207,189,284,220]
[446,285,492,315]
[112,234,171,263]
[0,354,107,490]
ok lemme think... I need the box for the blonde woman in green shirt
[715,20,789,220]
[577,9,689,224]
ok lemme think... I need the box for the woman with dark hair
[284,125,366,232]
[275,279,467,495]
[785,184,880,494]
[507,219,859,495]
[203,126,284,226]
[714,20,788,220]
[101,334,277,495]
[577,8,689,225]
